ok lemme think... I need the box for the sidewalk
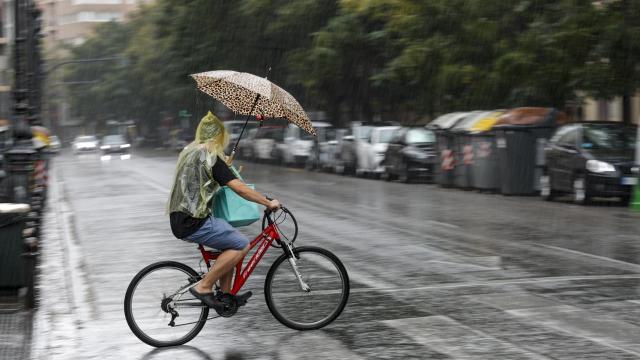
[30,164,90,359]
[0,301,32,360]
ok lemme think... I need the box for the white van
[276,121,332,166]
[364,126,401,176]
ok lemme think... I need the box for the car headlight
[120,144,130,148]
[586,160,616,173]
[101,145,111,150]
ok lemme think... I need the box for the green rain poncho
[167,111,230,218]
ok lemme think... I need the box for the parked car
[306,126,341,171]
[382,127,437,182]
[541,121,638,204]
[360,125,401,177]
[224,120,260,153]
[48,135,61,153]
[321,128,351,172]
[72,135,99,153]
[236,128,258,160]
[252,127,285,162]
[100,134,131,154]
[274,122,332,167]
[333,127,363,175]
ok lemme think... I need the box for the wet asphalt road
[49,150,640,359]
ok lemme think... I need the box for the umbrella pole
[227,93,261,165]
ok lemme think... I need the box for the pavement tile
[0,311,32,360]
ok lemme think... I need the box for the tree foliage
[62,0,640,132]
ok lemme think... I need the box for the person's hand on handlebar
[267,199,281,211]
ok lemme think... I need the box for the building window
[72,0,124,4]
[60,11,123,24]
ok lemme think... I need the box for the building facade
[582,95,640,125]
[38,0,149,53]
[0,0,14,121]
[35,0,149,141]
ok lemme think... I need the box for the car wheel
[397,163,411,183]
[573,175,591,205]
[540,172,557,201]
[382,167,394,182]
[621,194,632,205]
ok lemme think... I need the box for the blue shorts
[183,216,249,250]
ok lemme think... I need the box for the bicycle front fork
[284,242,310,292]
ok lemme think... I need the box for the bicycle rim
[265,246,349,330]
[124,262,209,347]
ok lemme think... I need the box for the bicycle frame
[197,221,281,296]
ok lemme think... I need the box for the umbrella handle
[230,93,261,157]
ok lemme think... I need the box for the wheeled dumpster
[493,108,568,195]
[0,203,30,289]
[428,112,470,187]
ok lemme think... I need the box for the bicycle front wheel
[265,246,349,330]
[124,261,209,347]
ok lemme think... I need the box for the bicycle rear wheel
[124,261,209,347]
[265,246,349,330]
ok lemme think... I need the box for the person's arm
[226,179,280,210]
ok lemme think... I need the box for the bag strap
[228,164,244,181]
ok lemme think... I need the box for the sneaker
[216,291,253,307]
[235,291,253,306]
[189,287,225,312]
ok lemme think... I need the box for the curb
[30,165,93,360]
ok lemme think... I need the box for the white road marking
[508,305,640,356]
[384,316,550,359]
[535,243,640,272]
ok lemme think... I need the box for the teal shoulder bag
[213,164,261,227]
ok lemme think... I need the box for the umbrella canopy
[191,70,315,135]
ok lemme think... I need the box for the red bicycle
[124,206,350,347]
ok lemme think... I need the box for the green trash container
[429,112,470,187]
[435,130,456,187]
[452,132,474,188]
[471,131,501,191]
[0,203,30,289]
[494,109,561,195]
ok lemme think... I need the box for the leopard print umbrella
[191,70,315,135]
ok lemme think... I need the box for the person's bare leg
[219,270,233,293]
[194,245,249,294]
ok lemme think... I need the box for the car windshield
[406,129,435,144]
[582,125,636,151]
[355,126,372,140]
[103,135,126,144]
[376,128,397,144]
[227,122,258,135]
[77,136,97,142]
[300,131,314,141]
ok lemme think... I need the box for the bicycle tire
[262,207,298,245]
[124,261,209,347]
[264,246,349,330]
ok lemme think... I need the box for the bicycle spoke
[125,262,209,347]
[266,247,349,330]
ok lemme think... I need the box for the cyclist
[167,111,280,311]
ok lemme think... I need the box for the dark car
[100,134,131,154]
[541,122,638,204]
[382,127,437,182]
